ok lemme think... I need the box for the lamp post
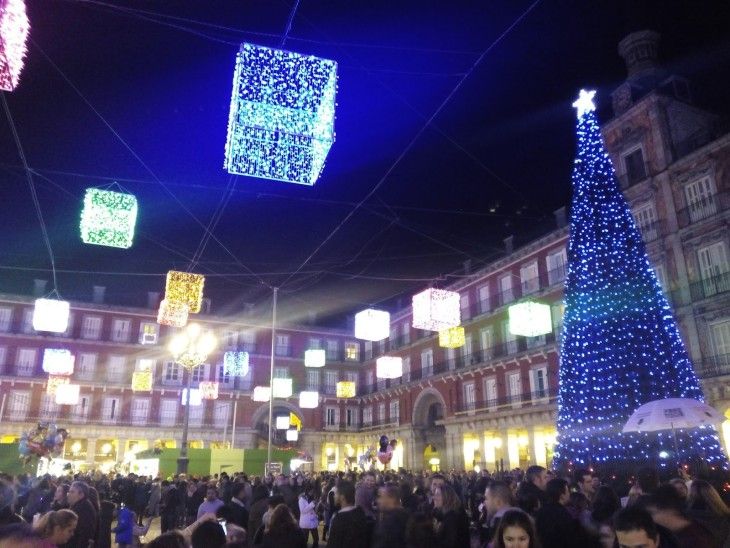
[169,323,216,474]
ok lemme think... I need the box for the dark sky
[1,0,729,326]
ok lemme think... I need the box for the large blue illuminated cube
[224,43,337,185]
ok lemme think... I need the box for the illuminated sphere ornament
[275,416,290,430]
[157,299,189,327]
[224,351,250,377]
[199,381,219,400]
[252,386,271,402]
[272,378,293,398]
[46,375,69,396]
[354,308,390,341]
[132,371,153,392]
[181,388,202,406]
[0,0,30,92]
[299,390,319,409]
[336,381,355,399]
[224,43,338,185]
[33,298,70,333]
[42,349,74,376]
[438,326,466,348]
[80,188,138,249]
[304,349,325,368]
[508,301,552,337]
[376,356,403,380]
[165,271,205,313]
[286,429,299,442]
[412,288,460,331]
[55,383,80,405]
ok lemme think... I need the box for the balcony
[637,219,665,243]
[456,389,555,414]
[359,418,399,430]
[696,354,730,379]
[677,191,729,228]
[688,271,730,301]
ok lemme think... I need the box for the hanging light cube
[412,288,460,331]
[286,429,299,442]
[508,301,552,337]
[275,415,290,430]
[376,356,403,380]
[181,388,202,406]
[199,381,219,400]
[157,299,189,327]
[354,308,390,341]
[42,349,74,376]
[80,188,138,249]
[252,386,271,402]
[46,375,69,396]
[336,381,356,398]
[272,377,293,398]
[55,383,80,405]
[165,271,205,313]
[0,0,30,92]
[224,42,338,186]
[289,412,302,430]
[299,390,319,409]
[304,348,325,368]
[33,298,70,333]
[439,326,466,349]
[132,371,153,392]
[224,351,250,376]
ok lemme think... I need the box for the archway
[412,388,447,469]
[251,401,304,448]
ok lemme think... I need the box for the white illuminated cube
[55,383,80,405]
[272,378,293,398]
[181,388,202,406]
[157,299,189,327]
[0,0,30,92]
[42,348,74,375]
[304,349,325,368]
[80,188,138,249]
[411,288,460,331]
[376,356,403,380]
[252,386,270,402]
[199,381,219,400]
[299,390,319,409]
[354,308,390,341]
[508,301,552,337]
[286,429,299,441]
[224,351,250,377]
[33,298,70,333]
[275,415,290,430]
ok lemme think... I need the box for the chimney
[618,30,661,79]
[147,291,160,309]
[503,235,514,254]
[92,285,106,304]
[33,279,48,297]
[554,206,567,228]
[463,259,472,274]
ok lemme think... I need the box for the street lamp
[169,323,216,474]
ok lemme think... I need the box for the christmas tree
[553,90,727,469]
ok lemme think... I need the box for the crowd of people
[0,464,728,548]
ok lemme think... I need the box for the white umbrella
[623,398,723,456]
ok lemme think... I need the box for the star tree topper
[572,89,596,118]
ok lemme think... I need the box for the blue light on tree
[553,89,728,470]
[224,43,338,186]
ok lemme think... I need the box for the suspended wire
[1,93,59,293]
[280,0,302,47]
[187,175,236,272]
[278,0,542,289]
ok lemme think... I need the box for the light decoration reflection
[0,0,30,92]
[553,89,728,469]
[304,348,325,368]
[272,378,293,398]
[157,299,189,327]
[224,43,338,186]
[438,326,466,348]
[354,308,390,341]
[80,188,138,249]
[42,349,74,375]
[508,301,552,337]
[336,381,355,399]
[299,390,319,408]
[252,386,270,402]
[55,383,80,405]
[131,371,153,392]
[376,356,403,380]
[224,351,250,377]
[165,271,205,314]
[275,416,290,430]
[33,298,70,333]
[181,388,202,406]
[412,288,460,331]
[286,429,299,442]
[46,375,69,396]
[199,381,219,400]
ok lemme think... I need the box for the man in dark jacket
[516,465,548,515]
[224,483,249,529]
[535,478,592,548]
[327,480,370,548]
[372,484,410,548]
[160,480,181,533]
[61,481,98,548]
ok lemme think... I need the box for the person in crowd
[686,478,730,546]
[491,509,540,548]
[145,531,187,548]
[159,480,181,534]
[535,478,592,548]
[0,479,24,526]
[516,466,547,515]
[432,483,470,548]
[51,485,69,512]
[190,519,227,548]
[645,484,716,547]
[613,506,663,548]
[226,483,249,529]
[274,475,299,522]
[197,486,224,520]
[405,512,437,548]
[319,477,336,542]
[146,479,161,518]
[98,492,116,548]
[22,479,52,523]
[573,469,596,506]
[60,481,98,548]
[481,481,520,545]
[261,504,305,548]
[327,480,370,548]
[297,485,319,548]
[371,484,409,548]
[355,472,377,521]
[113,504,153,548]
[0,522,42,548]
[589,485,621,539]
[33,509,78,547]
[247,485,270,547]
[668,479,688,501]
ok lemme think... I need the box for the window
[698,242,729,297]
[711,321,730,366]
[131,398,150,425]
[344,342,359,361]
[101,397,120,424]
[306,370,320,390]
[22,308,33,333]
[107,356,126,382]
[325,371,338,394]
[478,285,490,314]
[653,264,667,292]
[0,346,6,374]
[446,347,456,370]
[389,400,400,423]
[633,203,658,241]
[377,402,385,422]
[240,331,256,352]
[191,364,209,383]
[326,339,339,361]
[623,147,646,184]
[275,335,290,356]
[163,361,180,384]
[365,371,374,391]
[16,348,36,376]
[111,318,131,342]
[325,407,339,427]
[223,331,238,349]
[217,363,233,386]
[402,357,411,382]
[139,322,158,345]
[39,393,58,420]
[273,366,289,379]
[508,373,522,405]
[499,274,513,304]
[8,391,30,420]
[160,399,178,426]
[72,395,92,422]
[364,341,373,360]
[346,408,358,428]
[480,327,493,359]
[62,312,74,337]
[189,403,204,427]
[389,326,398,345]
[460,293,471,321]
[402,321,410,345]
[484,377,498,410]
[520,262,539,295]
[0,307,12,332]
[77,353,97,381]
[308,337,321,349]
[421,349,433,377]
[526,333,546,349]
[530,366,548,399]
[462,334,473,363]
[81,316,102,340]
[214,402,231,427]
[546,248,567,285]
[503,320,517,354]
[363,406,373,425]
[463,382,476,414]
[684,176,717,223]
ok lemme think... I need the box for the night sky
[1,0,729,326]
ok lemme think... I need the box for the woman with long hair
[298,486,319,548]
[432,484,470,548]
[492,509,541,548]
[262,504,306,548]
[687,479,730,547]
[33,509,78,547]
